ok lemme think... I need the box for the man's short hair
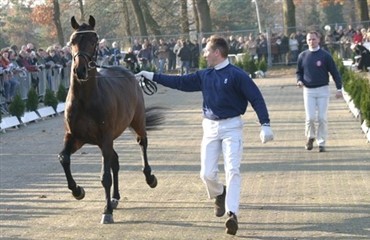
[207,35,229,58]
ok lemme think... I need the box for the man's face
[203,42,218,67]
[306,33,320,49]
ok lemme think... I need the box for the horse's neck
[70,71,98,99]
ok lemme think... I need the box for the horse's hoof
[101,214,114,224]
[73,186,85,200]
[148,175,157,188]
[111,198,119,209]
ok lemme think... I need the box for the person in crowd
[16,49,40,73]
[123,47,139,73]
[155,39,168,74]
[228,35,238,55]
[257,33,268,62]
[351,43,370,72]
[353,29,363,44]
[97,38,111,65]
[177,39,192,75]
[244,33,257,60]
[135,35,274,235]
[132,39,142,53]
[0,48,20,103]
[296,31,343,152]
[109,41,121,65]
[173,39,183,71]
[289,32,299,63]
[167,38,177,71]
[270,33,280,63]
[279,33,290,65]
[137,41,153,70]
[340,30,353,59]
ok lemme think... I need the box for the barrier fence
[1,63,71,106]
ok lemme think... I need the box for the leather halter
[71,30,99,71]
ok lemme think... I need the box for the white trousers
[200,116,243,215]
[303,85,330,146]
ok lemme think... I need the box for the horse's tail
[145,106,166,131]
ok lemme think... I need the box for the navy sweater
[153,64,270,125]
[296,48,342,89]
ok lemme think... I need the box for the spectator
[289,33,299,63]
[167,38,177,71]
[257,33,268,62]
[137,42,153,70]
[110,41,121,65]
[155,39,168,74]
[351,43,370,72]
[244,34,257,60]
[173,39,183,71]
[177,39,192,75]
[97,39,111,65]
[0,49,20,103]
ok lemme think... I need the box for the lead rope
[137,76,158,95]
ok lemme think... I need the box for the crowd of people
[0,42,72,111]
[2,24,369,112]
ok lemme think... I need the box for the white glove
[135,71,154,81]
[260,125,274,143]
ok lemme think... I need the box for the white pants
[200,116,243,215]
[303,85,330,146]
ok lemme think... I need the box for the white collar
[309,46,320,52]
[214,59,229,70]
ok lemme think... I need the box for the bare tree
[196,0,212,34]
[52,0,65,46]
[355,0,369,27]
[141,0,161,37]
[121,0,132,40]
[192,0,200,33]
[180,0,189,36]
[282,0,296,36]
[130,0,148,36]
[77,0,85,21]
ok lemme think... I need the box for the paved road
[1,69,369,239]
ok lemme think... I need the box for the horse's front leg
[58,134,85,200]
[100,142,115,224]
[111,149,120,209]
[137,136,157,188]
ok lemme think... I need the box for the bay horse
[58,15,163,224]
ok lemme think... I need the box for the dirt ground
[1,68,369,239]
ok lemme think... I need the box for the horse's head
[69,15,99,81]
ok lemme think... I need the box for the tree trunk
[130,0,148,37]
[180,0,189,37]
[192,0,200,34]
[196,0,212,34]
[140,0,161,37]
[282,0,296,36]
[78,0,85,21]
[121,0,132,41]
[355,0,369,27]
[52,0,64,46]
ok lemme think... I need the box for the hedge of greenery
[334,54,370,127]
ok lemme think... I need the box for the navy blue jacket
[296,48,342,89]
[153,63,270,125]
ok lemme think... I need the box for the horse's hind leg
[137,136,157,188]
[111,149,120,209]
[58,134,85,200]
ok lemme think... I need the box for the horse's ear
[71,16,79,30]
[88,15,95,29]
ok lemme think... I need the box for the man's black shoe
[305,138,315,150]
[225,212,238,235]
[214,186,226,217]
[319,146,326,152]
